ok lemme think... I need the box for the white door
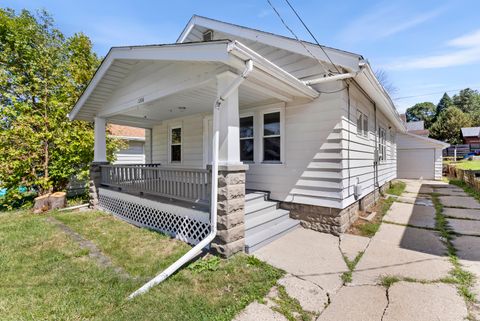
[397,149,435,179]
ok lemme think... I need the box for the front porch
[70,40,317,257]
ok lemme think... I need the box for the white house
[70,15,410,256]
[109,124,147,164]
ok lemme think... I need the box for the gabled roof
[402,132,450,148]
[461,127,480,137]
[178,15,363,72]
[177,15,405,132]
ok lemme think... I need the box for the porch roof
[68,40,319,127]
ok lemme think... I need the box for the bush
[0,188,37,211]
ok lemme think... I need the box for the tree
[452,88,480,114]
[374,69,397,97]
[0,8,119,200]
[429,106,472,144]
[405,102,436,129]
[435,93,453,117]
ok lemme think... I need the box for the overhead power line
[283,0,342,74]
[266,0,330,75]
[394,87,480,100]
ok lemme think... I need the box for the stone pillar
[211,164,248,258]
[89,162,108,209]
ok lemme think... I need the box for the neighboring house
[69,15,411,256]
[400,114,429,136]
[109,124,146,164]
[461,127,480,144]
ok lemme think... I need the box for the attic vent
[203,30,213,42]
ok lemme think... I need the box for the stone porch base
[280,182,390,235]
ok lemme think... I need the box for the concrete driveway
[234,179,480,321]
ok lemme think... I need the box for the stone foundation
[210,164,248,258]
[89,162,108,209]
[280,182,390,235]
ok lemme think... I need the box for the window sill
[261,161,283,165]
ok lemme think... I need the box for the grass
[386,181,406,196]
[341,252,364,284]
[351,181,406,238]
[453,160,480,171]
[449,179,480,203]
[0,210,283,320]
[431,193,477,303]
[357,197,396,237]
[271,285,315,321]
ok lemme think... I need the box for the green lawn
[0,210,282,321]
[453,160,480,170]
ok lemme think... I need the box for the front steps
[244,191,300,253]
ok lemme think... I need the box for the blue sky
[4,0,480,112]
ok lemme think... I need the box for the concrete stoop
[244,191,300,253]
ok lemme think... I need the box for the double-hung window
[378,127,387,162]
[263,111,281,162]
[357,111,368,137]
[240,116,254,162]
[170,127,182,163]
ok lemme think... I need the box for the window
[240,116,254,162]
[263,112,281,162]
[170,127,182,162]
[357,111,368,137]
[378,127,387,162]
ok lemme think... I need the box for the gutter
[127,59,254,299]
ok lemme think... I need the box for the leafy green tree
[0,8,119,200]
[435,93,453,117]
[405,102,436,128]
[429,106,472,144]
[452,88,480,114]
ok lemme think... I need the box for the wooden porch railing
[100,165,211,205]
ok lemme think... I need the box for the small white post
[94,117,107,163]
[216,71,241,166]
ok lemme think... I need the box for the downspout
[128,59,254,299]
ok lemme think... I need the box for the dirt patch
[346,197,394,237]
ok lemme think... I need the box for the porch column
[216,71,241,166]
[210,71,248,258]
[90,117,108,209]
[93,117,107,163]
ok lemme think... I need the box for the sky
[3,0,480,112]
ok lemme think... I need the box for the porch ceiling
[69,40,318,128]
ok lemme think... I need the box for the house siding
[339,84,397,208]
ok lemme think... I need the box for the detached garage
[397,133,449,180]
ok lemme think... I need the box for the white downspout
[127,59,254,300]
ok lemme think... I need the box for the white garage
[397,133,449,180]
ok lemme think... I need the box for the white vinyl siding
[114,140,145,164]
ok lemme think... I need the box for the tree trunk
[33,193,51,214]
[49,192,66,210]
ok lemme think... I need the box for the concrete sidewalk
[233,179,479,321]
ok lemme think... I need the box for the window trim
[356,110,369,138]
[260,108,284,164]
[169,125,182,164]
[378,126,387,163]
[239,113,255,163]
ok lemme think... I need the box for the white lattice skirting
[98,188,211,245]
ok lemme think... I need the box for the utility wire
[394,87,480,100]
[283,0,342,75]
[266,0,330,75]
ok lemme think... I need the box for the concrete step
[245,191,269,205]
[245,209,290,237]
[245,218,300,254]
[245,200,278,218]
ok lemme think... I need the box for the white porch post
[93,117,107,163]
[215,71,241,166]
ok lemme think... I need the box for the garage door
[398,149,435,179]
